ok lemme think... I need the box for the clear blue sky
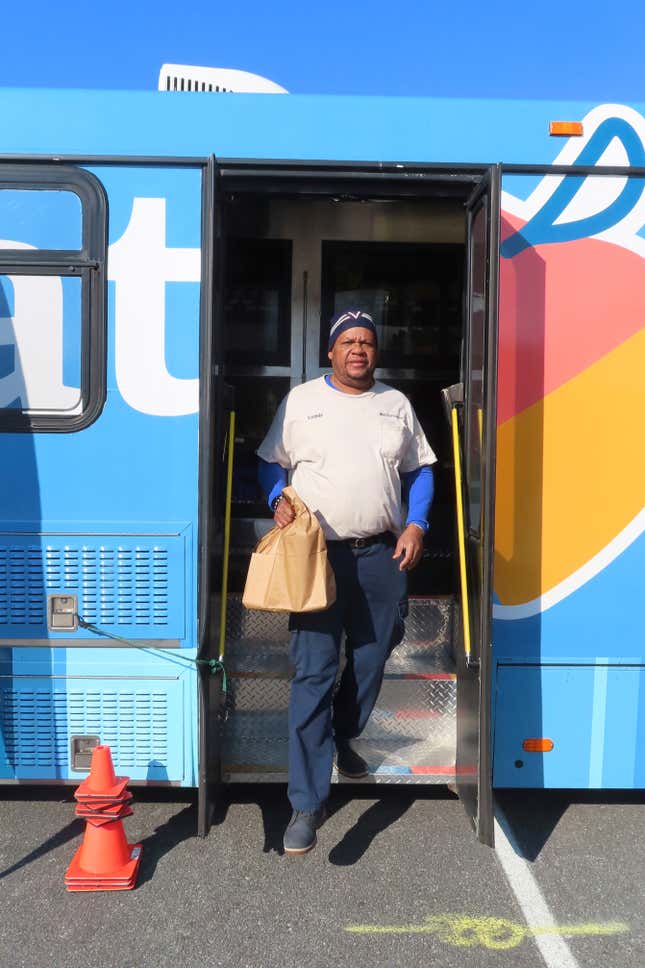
[3,0,644,100]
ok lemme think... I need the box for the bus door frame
[197,156,494,836]
[197,155,228,836]
[452,164,501,846]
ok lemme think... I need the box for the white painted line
[494,806,580,968]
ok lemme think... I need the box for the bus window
[0,274,82,414]
[0,188,82,250]
[0,166,106,433]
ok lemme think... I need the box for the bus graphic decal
[495,105,645,621]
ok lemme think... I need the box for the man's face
[327,326,378,389]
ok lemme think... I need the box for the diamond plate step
[221,594,458,783]
[224,772,456,785]
[224,701,455,745]
[225,676,455,726]
[222,678,457,779]
[223,732,457,785]
[223,595,456,678]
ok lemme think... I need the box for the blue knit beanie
[328,308,378,351]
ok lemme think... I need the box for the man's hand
[274,496,295,529]
[392,524,425,571]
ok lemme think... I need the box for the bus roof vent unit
[158,64,288,94]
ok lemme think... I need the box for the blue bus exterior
[0,89,644,809]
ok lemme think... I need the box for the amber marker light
[522,738,554,752]
[550,121,584,137]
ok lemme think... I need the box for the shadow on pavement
[0,817,84,880]
[496,790,569,861]
[0,786,198,883]
[224,784,456,861]
[232,786,420,859]
[138,802,198,885]
[209,784,290,855]
[496,788,645,861]
[258,794,292,855]
[0,787,80,880]
[327,793,414,865]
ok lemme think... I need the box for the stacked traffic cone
[65,745,142,892]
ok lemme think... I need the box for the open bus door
[445,164,500,845]
[198,156,500,835]
[197,156,229,836]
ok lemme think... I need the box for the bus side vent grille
[0,545,46,625]
[0,689,68,767]
[0,687,170,772]
[68,690,170,768]
[0,536,182,638]
[2,543,173,628]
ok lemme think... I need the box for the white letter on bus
[109,198,201,416]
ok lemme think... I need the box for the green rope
[76,616,227,693]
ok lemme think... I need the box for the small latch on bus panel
[47,594,78,632]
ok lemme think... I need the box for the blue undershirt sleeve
[258,458,288,509]
[401,465,435,532]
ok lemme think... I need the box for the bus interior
[212,171,476,783]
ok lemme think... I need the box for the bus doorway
[202,163,499,844]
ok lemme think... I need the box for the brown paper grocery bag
[242,486,336,612]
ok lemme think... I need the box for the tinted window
[0,167,106,432]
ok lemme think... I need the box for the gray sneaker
[283,806,327,855]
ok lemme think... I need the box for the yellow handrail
[218,410,236,661]
[450,406,472,662]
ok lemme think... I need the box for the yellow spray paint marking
[344,914,629,951]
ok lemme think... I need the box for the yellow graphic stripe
[495,327,645,606]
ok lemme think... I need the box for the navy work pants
[287,535,407,812]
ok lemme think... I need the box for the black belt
[329,532,392,549]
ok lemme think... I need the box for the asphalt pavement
[0,784,642,968]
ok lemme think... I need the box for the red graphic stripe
[410,765,477,776]
[499,212,645,424]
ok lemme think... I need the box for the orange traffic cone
[74,744,129,800]
[65,745,142,892]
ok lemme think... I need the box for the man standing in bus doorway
[257,308,436,855]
